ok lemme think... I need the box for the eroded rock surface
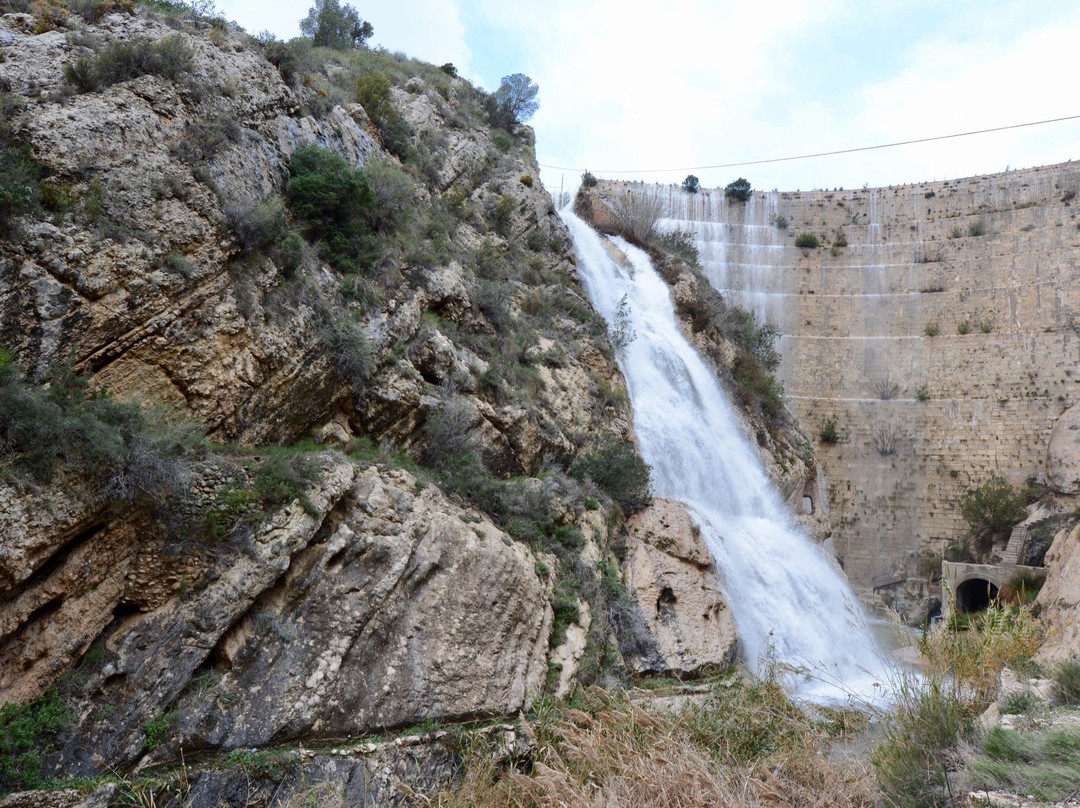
[4,458,551,778]
[622,499,738,674]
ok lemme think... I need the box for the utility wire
[538,113,1080,175]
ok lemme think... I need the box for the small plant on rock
[820,417,839,444]
[794,232,820,249]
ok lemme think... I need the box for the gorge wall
[600,164,1080,590]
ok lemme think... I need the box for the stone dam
[599,162,1080,595]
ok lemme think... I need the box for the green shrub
[317,315,373,393]
[0,143,40,228]
[287,145,376,273]
[581,170,598,188]
[771,214,788,229]
[724,177,751,201]
[959,474,1026,541]
[681,174,700,193]
[968,219,986,237]
[1051,657,1080,705]
[656,229,699,264]
[0,354,202,499]
[1000,689,1040,715]
[820,417,838,444]
[794,232,820,248]
[957,320,971,335]
[143,711,176,751]
[0,690,70,793]
[66,35,193,92]
[949,226,963,239]
[916,384,931,401]
[363,159,414,232]
[571,440,651,514]
[924,322,940,337]
[872,677,976,808]
[492,194,515,235]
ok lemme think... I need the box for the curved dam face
[598,163,1080,591]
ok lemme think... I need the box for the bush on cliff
[0,350,202,504]
[63,35,192,92]
[287,145,377,273]
[960,474,1027,548]
[571,439,652,514]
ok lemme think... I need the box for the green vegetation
[143,711,176,751]
[957,319,971,335]
[0,351,204,501]
[64,35,192,92]
[820,416,839,444]
[581,169,598,188]
[490,72,539,126]
[960,474,1027,549]
[873,677,976,808]
[434,681,873,807]
[570,440,652,514]
[681,174,699,193]
[724,177,752,201]
[0,93,42,231]
[924,322,940,336]
[1051,657,1080,704]
[916,384,931,401]
[0,690,70,793]
[286,145,377,273]
[968,218,986,237]
[794,231,820,248]
[967,726,1080,803]
[875,602,1043,808]
[299,0,372,49]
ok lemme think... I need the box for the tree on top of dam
[725,177,752,201]
[682,175,700,193]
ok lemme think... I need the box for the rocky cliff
[0,1,838,798]
[0,0,649,791]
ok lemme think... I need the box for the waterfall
[560,206,893,703]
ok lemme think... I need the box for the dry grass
[428,685,874,808]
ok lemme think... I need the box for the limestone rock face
[1047,406,1080,494]
[622,499,738,674]
[1035,521,1080,663]
[3,459,550,777]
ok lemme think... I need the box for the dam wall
[598,162,1080,590]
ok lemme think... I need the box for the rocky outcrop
[621,499,738,674]
[0,456,551,778]
[1046,406,1080,495]
[1034,521,1080,663]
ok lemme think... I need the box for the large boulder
[1047,405,1080,494]
[622,499,738,674]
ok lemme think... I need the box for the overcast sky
[216,0,1080,193]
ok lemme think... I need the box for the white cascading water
[560,205,893,703]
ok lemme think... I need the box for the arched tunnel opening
[955,578,999,615]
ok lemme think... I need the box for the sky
[215,0,1080,194]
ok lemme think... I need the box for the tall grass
[872,603,1043,808]
[430,684,875,807]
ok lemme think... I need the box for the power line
[538,113,1080,175]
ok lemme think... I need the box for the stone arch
[955,577,999,614]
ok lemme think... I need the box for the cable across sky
[538,113,1080,175]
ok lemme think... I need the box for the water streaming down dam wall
[597,162,1080,594]
[560,206,890,701]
